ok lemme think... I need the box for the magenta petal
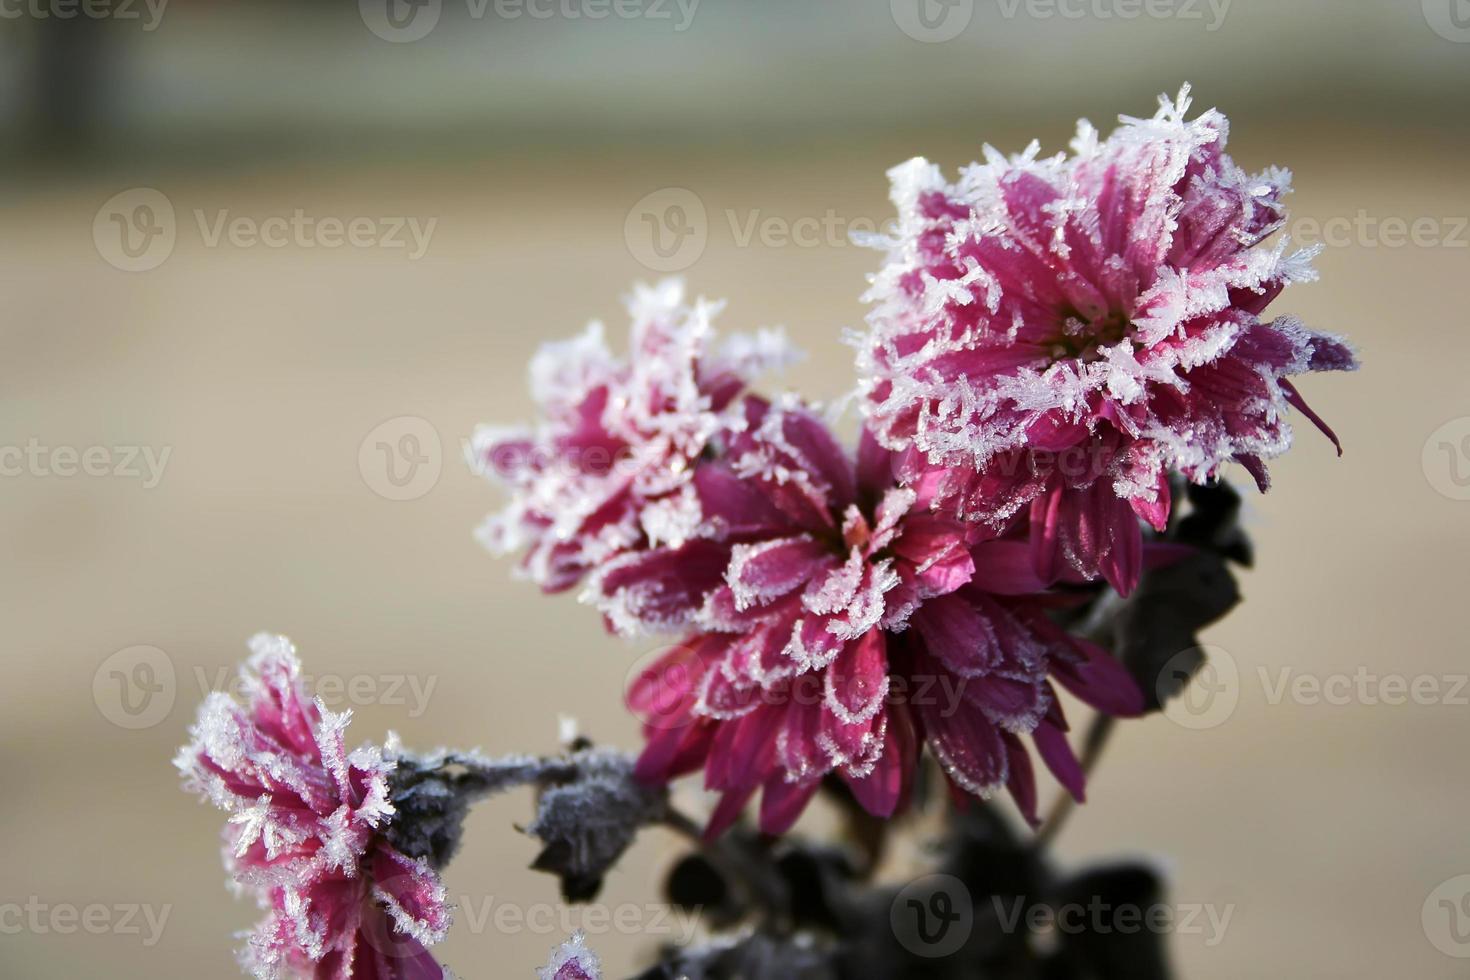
[843,706,915,819]
[1029,484,1066,586]
[1032,719,1086,803]
[824,631,890,725]
[778,407,858,511]
[918,697,1008,798]
[1002,734,1040,828]
[856,426,897,497]
[913,595,1002,678]
[776,698,828,781]
[819,707,884,771]
[964,672,1049,733]
[1234,453,1271,492]
[351,904,445,980]
[704,784,757,841]
[1281,378,1343,456]
[758,776,821,835]
[892,514,977,596]
[1097,503,1143,598]
[1043,631,1145,718]
[1127,468,1172,533]
[636,721,714,785]
[370,846,450,947]
[705,706,780,792]
[591,540,730,635]
[693,464,784,534]
[727,536,834,611]
[627,636,714,732]
[969,540,1051,595]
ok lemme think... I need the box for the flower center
[1049,308,1133,364]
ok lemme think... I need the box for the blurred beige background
[2,1,1469,977]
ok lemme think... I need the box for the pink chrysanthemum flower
[471,279,793,593]
[858,85,1357,594]
[539,932,601,980]
[616,397,1143,836]
[177,634,451,980]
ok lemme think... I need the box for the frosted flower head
[858,85,1357,594]
[177,634,451,979]
[472,278,795,592]
[619,401,1143,836]
[539,932,601,980]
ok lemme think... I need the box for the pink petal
[1032,718,1085,803]
[919,697,1008,798]
[823,630,890,725]
[758,776,821,836]
[912,595,1002,678]
[843,706,916,819]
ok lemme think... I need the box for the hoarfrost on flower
[857,84,1357,595]
[176,634,453,980]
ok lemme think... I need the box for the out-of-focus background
[1,1,1468,976]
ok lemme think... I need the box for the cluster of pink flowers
[177,635,452,980]
[179,88,1358,978]
[475,89,1354,836]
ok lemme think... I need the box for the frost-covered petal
[541,932,602,980]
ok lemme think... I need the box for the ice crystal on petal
[540,932,602,980]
